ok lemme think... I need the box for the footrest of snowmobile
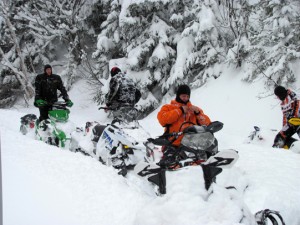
[134,161,167,195]
[201,164,223,190]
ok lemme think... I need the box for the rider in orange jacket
[157,84,211,146]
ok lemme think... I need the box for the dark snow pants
[273,125,300,148]
[38,106,52,121]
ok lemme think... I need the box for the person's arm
[293,100,300,118]
[157,104,183,127]
[57,76,69,101]
[282,90,300,127]
[290,91,300,118]
[105,78,119,106]
[282,113,287,127]
[135,89,141,103]
[192,105,211,126]
[34,75,42,101]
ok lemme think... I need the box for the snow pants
[273,125,300,148]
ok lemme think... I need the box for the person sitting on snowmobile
[273,85,300,148]
[34,64,73,122]
[105,67,141,122]
[157,84,211,147]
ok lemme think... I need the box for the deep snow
[2,70,300,225]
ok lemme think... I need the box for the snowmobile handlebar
[51,101,68,109]
[37,101,70,110]
[146,121,224,146]
[98,105,137,111]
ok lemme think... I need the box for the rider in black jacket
[105,67,141,122]
[34,64,73,121]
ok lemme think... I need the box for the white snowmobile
[70,107,154,176]
[20,101,75,148]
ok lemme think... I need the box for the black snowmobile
[134,121,239,194]
[134,121,286,225]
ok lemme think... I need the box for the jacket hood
[44,64,52,74]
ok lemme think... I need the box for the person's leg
[274,126,298,148]
[285,136,298,148]
[38,106,51,121]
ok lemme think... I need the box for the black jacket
[105,72,141,108]
[34,73,69,104]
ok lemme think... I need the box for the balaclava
[176,84,191,104]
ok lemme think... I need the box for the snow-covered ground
[2,71,300,225]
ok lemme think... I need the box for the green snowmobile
[20,101,75,148]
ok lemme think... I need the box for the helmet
[274,86,287,101]
[111,67,121,77]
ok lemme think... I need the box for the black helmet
[274,85,287,101]
[110,67,121,77]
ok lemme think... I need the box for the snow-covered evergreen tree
[15,0,94,90]
[93,0,199,114]
[244,0,300,88]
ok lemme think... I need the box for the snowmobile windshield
[48,109,69,122]
[181,132,215,150]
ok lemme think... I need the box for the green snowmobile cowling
[48,109,70,122]
[55,130,67,148]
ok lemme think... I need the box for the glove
[66,100,73,107]
[35,99,47,107]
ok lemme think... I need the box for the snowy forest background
[1,0,300,115]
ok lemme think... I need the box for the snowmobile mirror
[206,121,223,133]
[254,126,260,131]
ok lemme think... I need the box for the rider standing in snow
[105,67,141,122]
[273,85,300,148]
[34,64,73,122]
[157,84,211,147]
